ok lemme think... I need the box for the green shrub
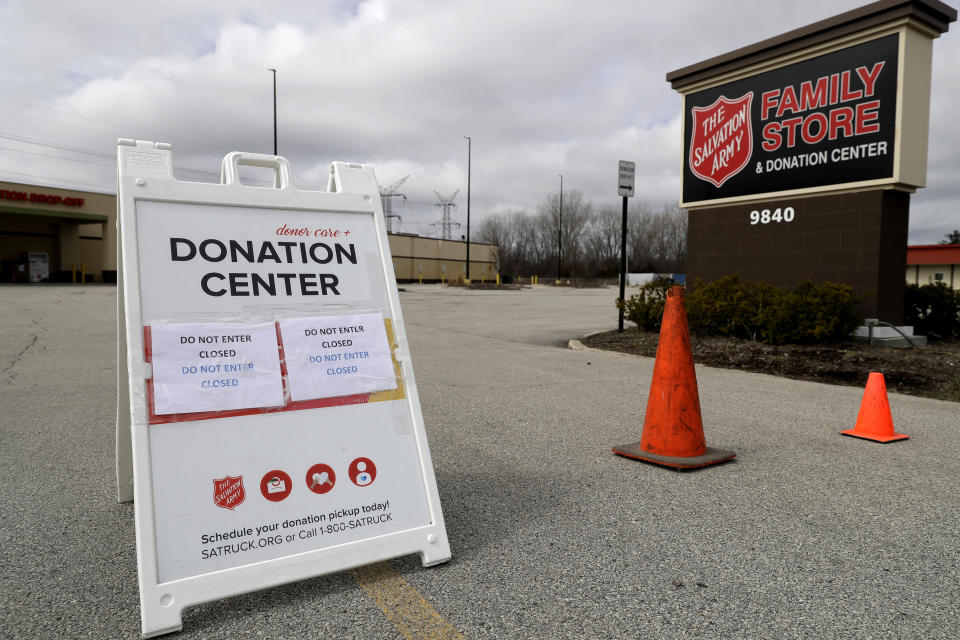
[768,280,862,344]
[905,282,960,339]
[617,279,674,331]
[686,276,778,341]
[687,275,861,345]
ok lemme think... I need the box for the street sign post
[618,160,635,197]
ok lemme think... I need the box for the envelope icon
[267,478,286,493]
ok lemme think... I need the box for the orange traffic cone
[841,372,909,443]
[613,286,735,469]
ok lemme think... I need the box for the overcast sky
[0,0,956,243]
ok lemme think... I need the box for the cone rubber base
[840,429,909,443]
[612,441,736,470]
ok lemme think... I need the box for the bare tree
[537,190,592,278]
[473,193,686,280]
[474,214,511,273]
[627,202,687,274]
[584,206,622,276]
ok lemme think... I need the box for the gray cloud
[0,0,956,242]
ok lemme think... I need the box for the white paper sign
[151,322,284,414]
[279,314,397,401]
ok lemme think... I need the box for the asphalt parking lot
[1,284,958,639]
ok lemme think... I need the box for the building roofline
[0,177,116,197]
[666,0,957,90]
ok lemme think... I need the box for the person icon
[349,457,377,486]
[355,461,372,486]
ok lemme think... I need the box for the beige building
[0,181,116,283]
[0,180,497,285]
[388,233,498,283]
[907,244,960,289]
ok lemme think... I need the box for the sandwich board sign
[114,140,451,637]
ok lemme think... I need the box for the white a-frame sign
[115,140,451,638]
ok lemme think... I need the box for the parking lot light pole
[268,68,277,155]
[557,174,563,282]
[464,136,471,282]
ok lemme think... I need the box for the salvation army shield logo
[213,475,245,510]
[688,92,754,188]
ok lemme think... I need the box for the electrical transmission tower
[378,175,408,233]
[431,189,461,240]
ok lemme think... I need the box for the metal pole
[464,136,471,282]
[618,196,628,332]
[269,68,277,156]
[558,174,563,281]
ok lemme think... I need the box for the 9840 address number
[749,207,795,225]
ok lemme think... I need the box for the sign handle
[220,151,293,189]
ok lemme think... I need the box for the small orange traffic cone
[613,286,735,469]
[841,372,909,443]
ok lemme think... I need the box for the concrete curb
[568,328,621,352]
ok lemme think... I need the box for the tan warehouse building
[0,180,497,284]
[388,233,498,283]
[0,181,117,283]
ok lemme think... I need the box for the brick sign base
[686,190,908,324]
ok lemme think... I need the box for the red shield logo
[688,92,754,188]
[213,475,245,510]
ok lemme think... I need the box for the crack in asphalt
[2,332,39,381]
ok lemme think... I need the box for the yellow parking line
[352,562,466,640]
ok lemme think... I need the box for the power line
[0,168,114,192]
[378,175,408,233]
[0,107,116,138]
[0,96,231,150]
[0,95,120,126]
[0,132,114,159]
[0,144,114,167]
[431,189,461,240]
[0,131,226,179]
[0,144,240,186]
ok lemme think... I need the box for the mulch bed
[581,330,960,402]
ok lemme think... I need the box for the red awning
[907,244,960,265]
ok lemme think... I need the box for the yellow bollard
[496,273,501,286]
[71,263,76,283]
[81,263,86,284]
